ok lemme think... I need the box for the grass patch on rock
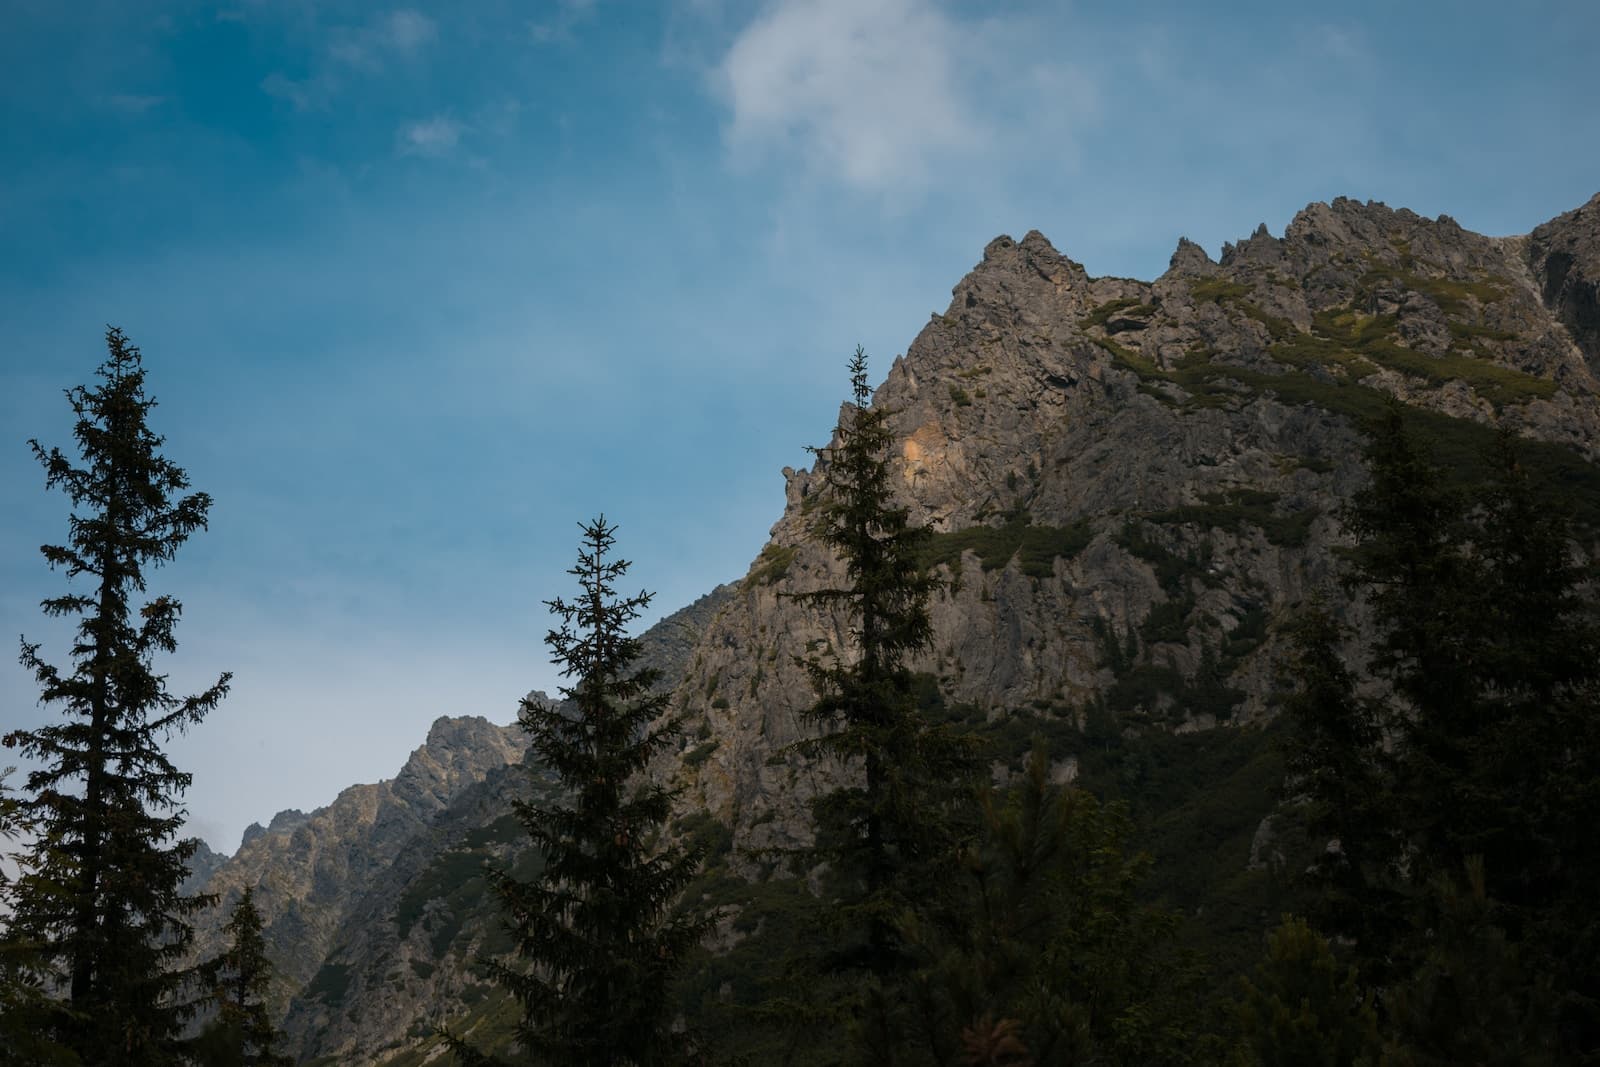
[747,544,796,587]
[919,512,1094,579]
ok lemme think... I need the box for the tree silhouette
[193,887,291,1066]
[2,327,229,1065]
[790,348,978,1060]
[445,517,706,1066]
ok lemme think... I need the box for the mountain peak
[1166,236,1215,276]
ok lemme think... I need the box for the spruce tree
[1232,917,1381,1067]
[193,887,291,1067]
[1339,405,1482,890]
[445,517,706,1067]
[789,347,978,1058]
[0,769,79,1066]
[902,742,1202,1065]
[1284,408,1600,1058]
[1276,605,1404,979]
[1466,433,1600,1054]
[1342,413,1600,920]
[1,327,229,1066]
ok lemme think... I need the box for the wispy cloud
[261,8,439,110]
[104,93,166,114]
[1313,22,1373,66]
[330,8,438,70]
[713,0,1095,195]
[397,115,466,157]
[718,0,976,189]
[260,71,324,111]
[529,0,599,45]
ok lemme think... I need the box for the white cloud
[261,9,439,110]
[713,0,1095,194]
[330,8,438,69]
[398,116,466,157]
[382,9,438,53]
[105,93,165,114]
[261,71,323,110]
[1314,22,1372,66]
[530,0,599,44]
[718,0,977,189]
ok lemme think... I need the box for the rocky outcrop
[186,583,738,1064]
[1529,192,1600,372]
[240,809,310,852]
[198,192,1600,1066]
[179,839,228,897]
[278,753,551,1064]
[187,715,529,1009]
[275,584,737,1065]
[666,195,1600,857]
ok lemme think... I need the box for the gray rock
[665,190,1600,865]
[1168,236,1216,275]
[208,189,1600,1065]
[1529,192,1600,371]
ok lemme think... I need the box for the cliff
[195,192,1600,1064]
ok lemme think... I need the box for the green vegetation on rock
[747,543,796,586]
[919,511,1094,579]
[1145,488,1320,548]
[1079,295,1158,329]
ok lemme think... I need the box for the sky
[2,0,1597,855]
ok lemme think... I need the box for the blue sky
[2,0,1596,853]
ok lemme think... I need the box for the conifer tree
[1,327,229,1066]
[1466,434,1600,1053]
[1276,606,1403,979]
[1232,916,1381,1067]
[1381,859,1555,1067]
[789,348,978,1058]
[903,742,1202,1065]
[1283,408,1600,1058]
[193,887,291,1067]
[1338,406,1482,890]
[445,517,706,1067]
[0,769,80,1066]
[1342,413,1600,920]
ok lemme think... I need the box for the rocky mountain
[199,192,1600,1064]
[669,193,1600,859]
[179,839,227,898]
[187,583,736,1064]
[190,715,531,1005]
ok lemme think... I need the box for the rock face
[179,838,227,897]
[188,715,530,1008]
[1529,192,1600,372]
[275,583,738,1065]
[277,750,551,1063]
[188,582,737,1065]
[666,196,1600,858]
[240,809,310,852]
[201,193,1600,1066]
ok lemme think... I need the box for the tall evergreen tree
[1281,408,1600,1058]
[1339,406,1482,892]
[445,517,706,1067]
[1276,605,1403,978]
[902,741,1204,1066]
[1232,916,1381,1067]
[789,348,978,1058]
[1341,413,1600,925]
[0,768,80,1066]
[1466,433,1600,1053]
[192,887,291,1067]
[1,328,229,1066]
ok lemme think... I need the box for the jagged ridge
[193,193,1600,1065]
